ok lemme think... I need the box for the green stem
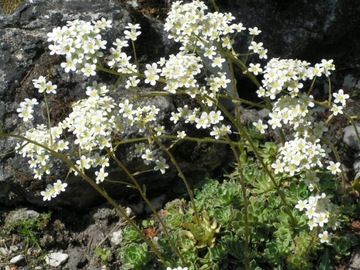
[215,100,298,226]
[148,126,200,226]
[43,92,53,144]
[210,0,219,11]
[226,136,250,270]
[131,40,140,73]
[321,137,347,191]
[220,48,261,88]
[113,134,229,150]
[106,150,186,265]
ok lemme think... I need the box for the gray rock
[66,247,88,270]
[214,0,360,62]
[5,208,39,224]
[343,125,360,151]
[349,248,360,269]
[354,156,360,180]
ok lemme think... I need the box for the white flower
[53,180,68,193]
[211,56,225,68]
[295,199,308,211]
[330,104,343,116]
[253,120,268,134]
[154,158,169,174]
[154,125,165,136]
[124,23,141,41]
[40,189,53,201]
[95,167,108,183]
[248,41,264,54]
[61,58,77,73]
[144,63,160,86]
[177,131,186,139]
[17,98,39,122]
[248,27,261,35]
[210,125,231,139]
[314,212,329,227]
[208,110,224,125]
[308,219,317,230]
[170,112,180,124]
[248,63,263,75]
[327,161,341,175]
[17,106,34,122]
[141,149,156,165]
[333,89,349,106]
[272,159,285,174]
[195,112,210,129]
[318,231,331,244]
[44,81,57,94]
[81,63,97,77]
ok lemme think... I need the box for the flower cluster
[267,93,315,131]
[47,18,112,76]
[33,76,57,94]
[256,59,335,100]
[331,89,349,115]
[250,58,345,182]
[17,76,58,122]
[118,99,161,133]
[158,53,202,94]
[295,193,339,243]
[107,24,140,75]
[271,138,326,176]
[165,0,247,53]
[40,180,68,201]
[169,105,231,140]
[16,124,69,180]
[16,80,116,191]
[133,143,169,174]
[63,82,117,152]
[163,0,254,101]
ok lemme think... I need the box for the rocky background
[0,0,360,269]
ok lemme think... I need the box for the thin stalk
[225,136,250,270]
[0,133,166,264]
[112,135,229,150]
[43,93,53,145]
[148,127,200,226]
[131,40,140,72]
[321,137,347,190]
[96,65,168,84]
[215,100,298,226]
[220,48,261,88]
[106,150,186,265]
[210,0,219,11]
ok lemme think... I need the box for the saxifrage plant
[1,0,359,269]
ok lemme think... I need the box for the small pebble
[10,254,24,264]
[45,252,68,267]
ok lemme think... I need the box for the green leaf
[318,248,332,270]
